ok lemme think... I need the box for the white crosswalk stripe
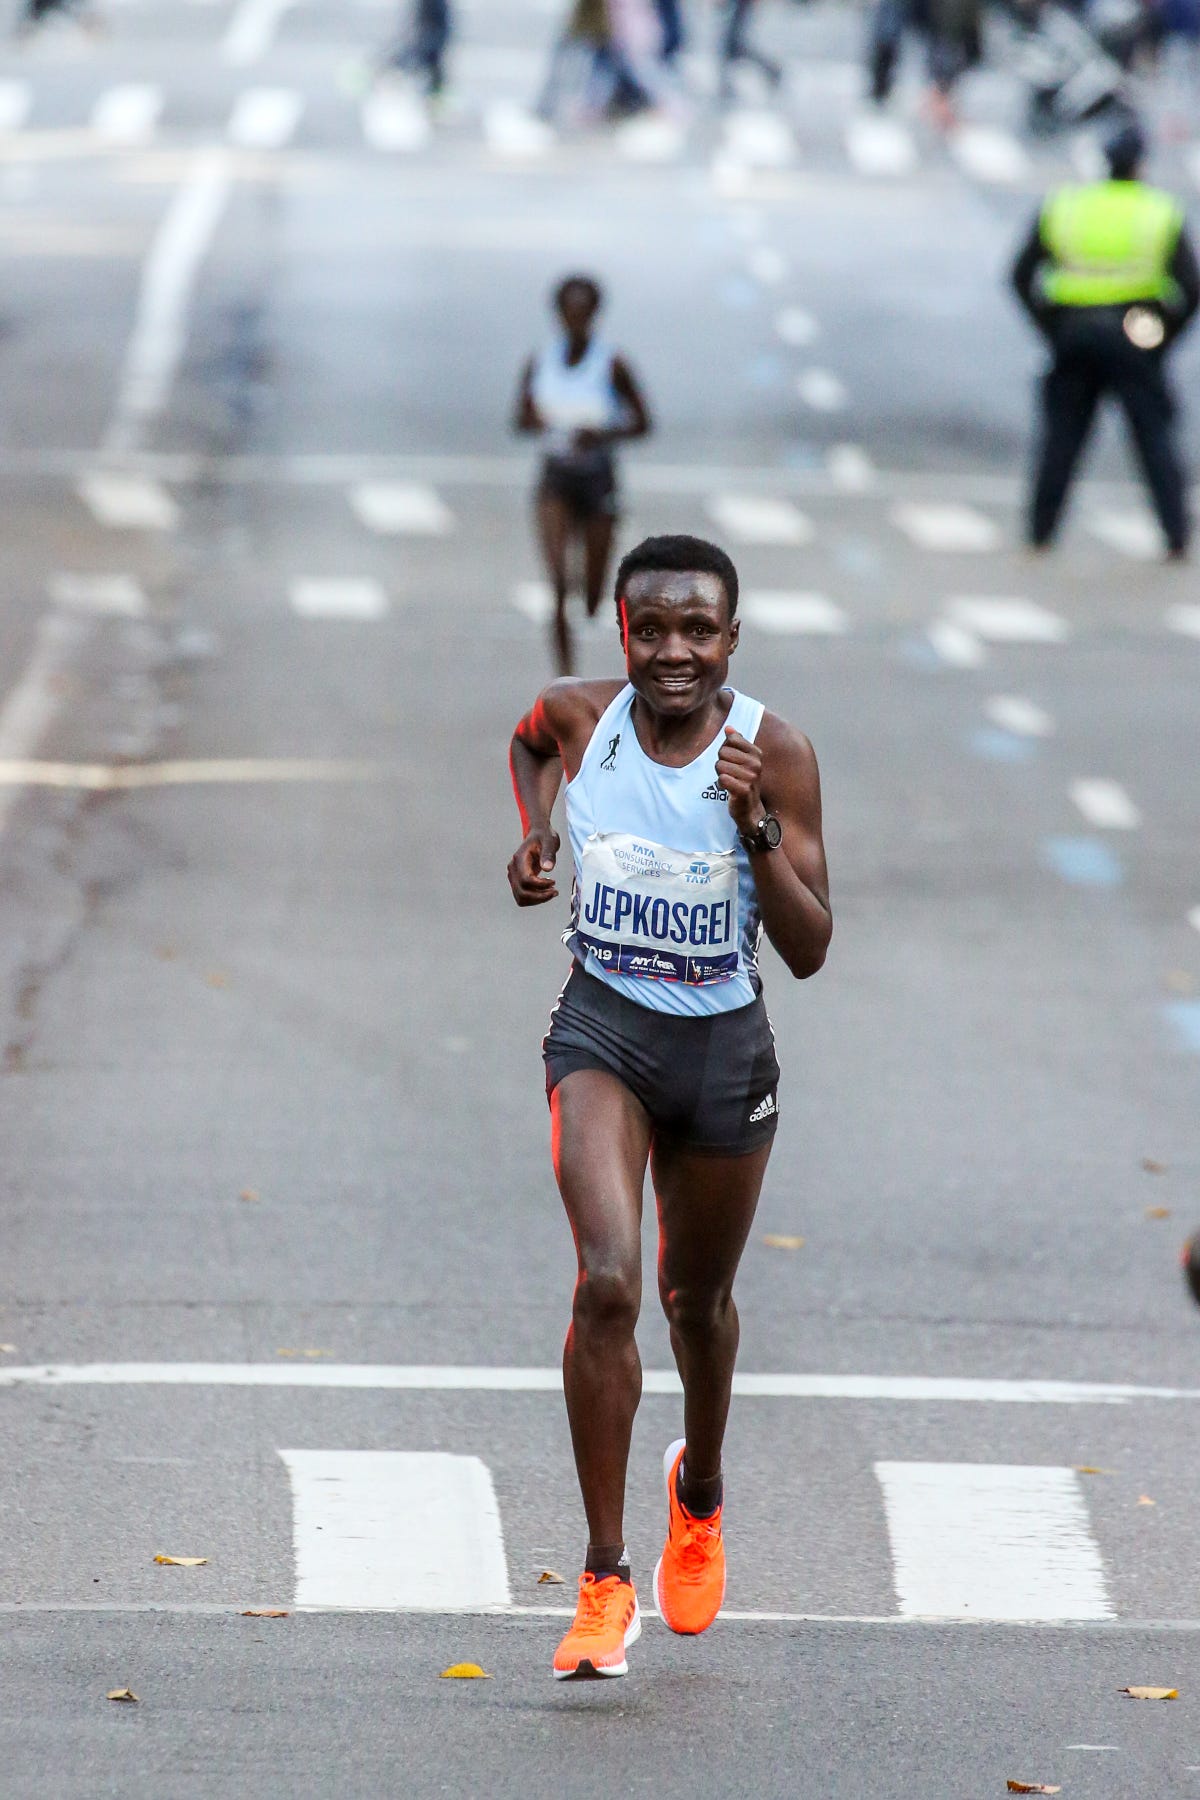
[614,114,686,163]
[741,590,849,634]
[361,88,431,153]
[845,113,917,177]
[721,109,793,169]
[483,102,554,160]
[892,502,1001,553]
[1069,778,1141,830]
[91,84,162,144]
[927,620,986,668]
[1086,510,1161,559]
[227,87,304,150]
[47,573,148,617]
[707,494,813,545]
[289,577,390,619]
[984,694,1054,737]
[796,368,847,413]
[945,596,1069,644]
[349,481,454,535]
[78,473,179,531]
[1166,603,1200,639]
[0,80,32,134]
[774,306,819,347]
[826,444,874,491]
[950,125,1030,184]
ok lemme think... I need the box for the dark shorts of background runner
[537,452,619,520]
[543,962,780,1157]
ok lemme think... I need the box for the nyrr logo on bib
[575,830,741,987]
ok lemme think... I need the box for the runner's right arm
[513,357,544,435]
[507,681,613,907]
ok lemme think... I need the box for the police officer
[1011,120,1200,557]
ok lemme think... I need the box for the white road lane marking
[0,759,386,789]
[103,147,232,454]
[1166,604,1200,639]
[614,113,685,161]
[774,306,818,346]
[79,472,179,530]
[827,444,874,491]
[290,578,389,620]
[706,494,813,544]
[90,85,162,144]
[227,88,304,149]
[483,102,553,159]
[927,621,986,668]
[1188,906,1200,934]
[361,88,430,152]
[47,573,147,617]
[722,109,792,167]
[950,125,1029,184]
[984,695,1054,737]
[0,80,31,134]
[845,114,917,177]
[876,1463,1113,1621]
[511,579,552,622]
[281,1451,511,1610]
[0,615,89,838]
[5,1365,1200,1402]
[1184,143,1200,190]
[796,368,847,412]
[747,244,787,284]
[1087,511,1160,559]
[349,480,453,535]
[741,590,848,634]
[892,502,1001,552]
[946,597,1069,643]
[222,0,295,65]
[1069,779,1141,830]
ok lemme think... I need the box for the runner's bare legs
[536,492,576,675]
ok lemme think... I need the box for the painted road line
[845,113,917,177]
[349,480,453,535]
[361,88,430,153]
[227,88,304,150]
[984,695,1054,737]
[0,80,31,134]
[892,502,1000,552]
[614,113,685,162]
[774,306,818,347]
[90,85,162,145]
[950,125,1029,184]
[1165,603,1200,639]
[876,1463,1112,1621]
[0,615,88,838]
[796,368,847,413]
[707,494,813,545]
[47,573,147,617]
[79,473,179,530]
[741,591,849,635]
[1069,779,1140,830]
[0,759,386,790]
[5,1365,1200,1402]
[511,579,552,622]
[946,596,1069,644]
[104,147,232,454]
[1087,510,1159,559]
[747,245,787,285]
[483,102,554,159]
[222,0,295,65]
[968,727,1033,764]
[289,578,389,620]
[827,444,874,492]
[1189,905,1200,934]
[281,1451,511,1610]
[722,109,792,168]
[1163,1001,1200,1053]
[1041,837,1123,888]
[1186,142,1200,189]
[927,621,986,668]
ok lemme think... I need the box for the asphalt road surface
[1,1,1199,1795]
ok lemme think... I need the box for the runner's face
[620,571,738,718]
[557,286,598,340]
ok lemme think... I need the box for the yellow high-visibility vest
[1040,181,1183,307]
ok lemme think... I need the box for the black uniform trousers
[1031,309,1189,554]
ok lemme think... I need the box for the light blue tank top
[530,335,621,459]
[563,684,766,1017]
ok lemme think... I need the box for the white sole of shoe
[552,1596,641,1680]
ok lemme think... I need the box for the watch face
[762,816,783,848]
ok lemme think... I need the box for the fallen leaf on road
[537,1570,564,1585]
[1137,1495,1157,1507]
[440,1663,490,1679]
[106,1689,138,1703]
[1166,969,1195,995]
[1074,1466,1114,1476]
[0,1345,15,1354]
[275,1348,332,1359]
[239,1188,259,1202]
[1141,1158,1168,1174]
[153,1554,207,1567]
[1145,1206,1172,1221]
[762,1234,805,1250]
[204,971,229,989]
[1120,1686,1178,1700]
[1006,1783,1061,1795]
[241,1609,288,1618]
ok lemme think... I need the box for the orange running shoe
[653,1438,726,1635]
[552,1572,641,1680]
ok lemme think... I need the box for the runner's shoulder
[756,709,820,795]
[537,677,625,740]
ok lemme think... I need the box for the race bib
[575,831,740,985]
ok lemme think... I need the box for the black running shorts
[543,963,781,1157]
[537,452,618,520]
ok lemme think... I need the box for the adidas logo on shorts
[700,780,729,801]
[748,1093,777,1124]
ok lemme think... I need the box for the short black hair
[614,534,740,621]
[553,273,603,312]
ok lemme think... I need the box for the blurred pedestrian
[1011,120,1199,556]
[719,0,783,99]
[654,0,685,63]
[386,0,452,97]
[16,0,102,35]
[514,275,651,675]
[923,0,981,125]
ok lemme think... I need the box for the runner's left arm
[573,355,652,452]
[715,717,831,979]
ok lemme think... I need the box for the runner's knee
[574,1259,641,1331]
[659,1280,733,1338]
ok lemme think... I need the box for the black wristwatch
[738,814,783,855]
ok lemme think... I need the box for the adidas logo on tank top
[700,780,729,801]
